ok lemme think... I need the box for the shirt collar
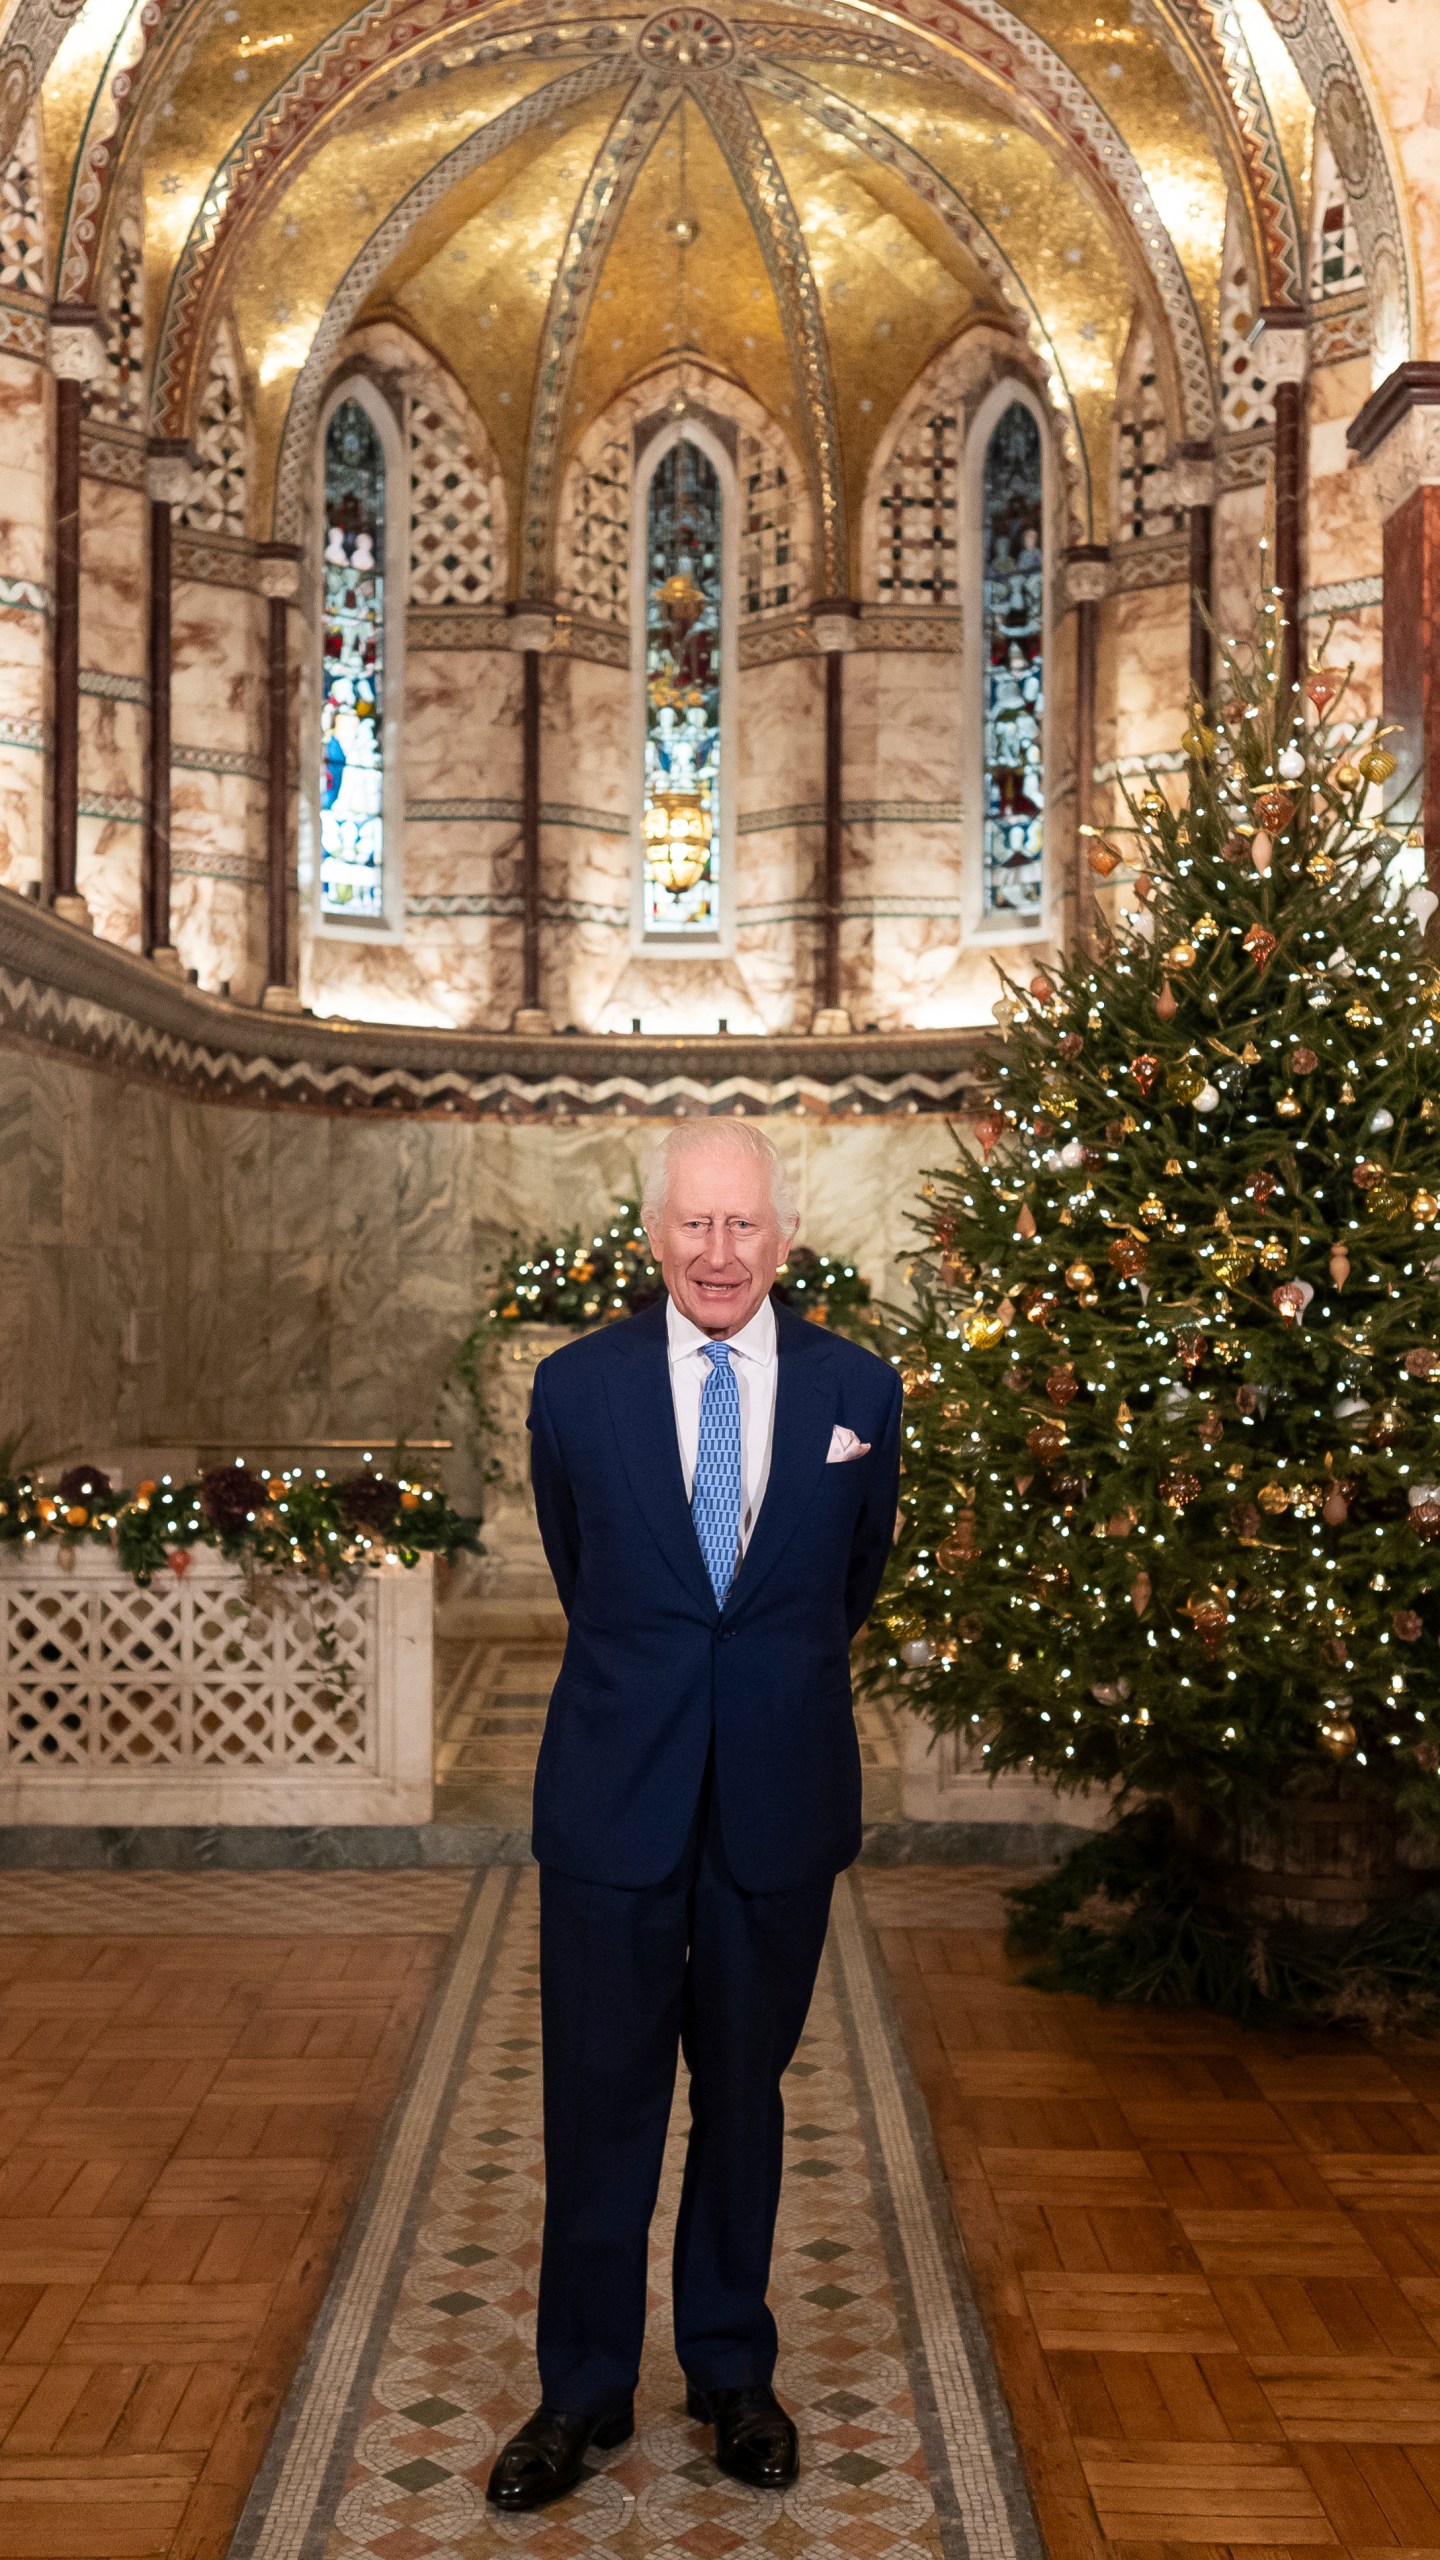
[666,1292,777,1368]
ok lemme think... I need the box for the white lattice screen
[0,1554,433,1824]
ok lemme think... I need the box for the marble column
[1348,364,1440,889]
[143,441,192,971]
[1175,447,1216,703]
[257,544,302,1014]
[47,307,106,930]
[1250,311,1309,707]
[507,604,555,1035]
[1064,549,1108,951]
[810,599,858,1036]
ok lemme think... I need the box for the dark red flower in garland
[200,1464,268,1536]
[340,1472,401,1528]
[56,1463,112,1507]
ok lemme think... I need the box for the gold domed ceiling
[14,0,1414,585]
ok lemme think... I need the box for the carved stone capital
[48,305,106,384]
[1347,362,1440,519]
[1248,308,1309,385]
[146,439,193,507]
[256,542,300,602]
[810,597,859,653]
[1063,546,1109,607]
[1171,454,1216,509]
[506,603,557,653]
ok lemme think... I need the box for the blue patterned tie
[691,1342,742,1605]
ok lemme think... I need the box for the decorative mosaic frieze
[1217,431,1273,492]
[78,791,145,824]
[173,743,267,781]
[1218,198,1275,436]
[405,605,508,651]
[0,111,42,298]
[1312,166,1364,302]
[875,409,958,606]
[559,612,630,669]
[1300,575,1382,618]
[173,530,257,591]
[0,919,983,1121]
[1110,532,1190,592]
[739,614,816,669]
[181,324,248,537]
[0,714,44,751]
[406,797,522,823]
[740,428,798,616]
[856,608,962,652]
[559,435,630,627]
[1115,332,1177,544]
[0,291,45,361]
[172,849,265,884]
[1312,297,1370,370]
[0,575,49,615]
[85,195,145,430]
[80,423,146,488]
[408,394,497,606]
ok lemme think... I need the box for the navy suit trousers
[535,1767,833,2414]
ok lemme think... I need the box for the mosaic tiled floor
[433,1634,907,1826]
[233,1870,1040,2560]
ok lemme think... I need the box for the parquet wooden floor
[865,1866,1440,2560]
[0,1877,462,2560]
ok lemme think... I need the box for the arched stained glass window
[981,402,1044,920]
[642,437,722,937]
[320,398,386,920]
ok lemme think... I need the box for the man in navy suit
[487,1122,902,2514]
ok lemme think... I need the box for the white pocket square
[827,1425,871,1464]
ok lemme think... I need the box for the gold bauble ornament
[1320,1714,1358,1758]
[1164,941,1198,972]
[1193,912,1219,940]
[1346,1000,1377,1029]
[1307,852,1336,884]
[1139,789,1168,821]
[1334,761,1362,789]
[1367,1179,1408,1222]
[1064,1260,1095,1291]
[1139,1195,1166,1224]
[963,1310,1007,1351]
[1039,1074,1077,1116]
[1258,1238,1289,1271]
[1413,1190,1440,1224]
[1167,1061,1205,1105]
[1358,744,1398,785]
[1257,1481,1291,1514]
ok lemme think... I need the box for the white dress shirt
[666,1293,778,1560]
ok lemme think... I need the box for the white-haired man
[488,1122,902,2513]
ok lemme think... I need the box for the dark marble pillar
[47,306,104,928]
[257,544,301,1012]
[1348,363,1440,894]
[811,599,857,1035]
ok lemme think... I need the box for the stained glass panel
[981,402,1044,920]
[321,399,386,921]
[643,439,721,936]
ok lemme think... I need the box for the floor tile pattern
[867,1865,1440,2560]
[318,1870,948,2557]
[0,1879,454,2560]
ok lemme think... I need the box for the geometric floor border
[226,1866,1044,2560]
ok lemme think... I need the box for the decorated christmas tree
[866,595,1440,2017]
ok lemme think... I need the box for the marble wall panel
[844,650,963,817]
[77,811,142,950]
[1,1026,974,1487]
[173,581,263,757]
[171,768,267,997]
[1212,483,1269,656]
[0,351,48,592]
[79,481,146,681]
[1097,584,1189,782]
[406,647,520,803]
[0,600,45,892]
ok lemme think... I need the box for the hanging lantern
[642,788,712,893]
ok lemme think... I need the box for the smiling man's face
[646,1139,797,1339]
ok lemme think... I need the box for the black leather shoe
[687,2383,799,2488]
[486,2401,634,2510]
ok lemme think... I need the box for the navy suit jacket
[526,1295,903,1893]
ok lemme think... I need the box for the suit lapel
[724,1311,838,1620]
[601,1301,715,1612]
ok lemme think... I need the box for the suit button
[717,1626,733,1642]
